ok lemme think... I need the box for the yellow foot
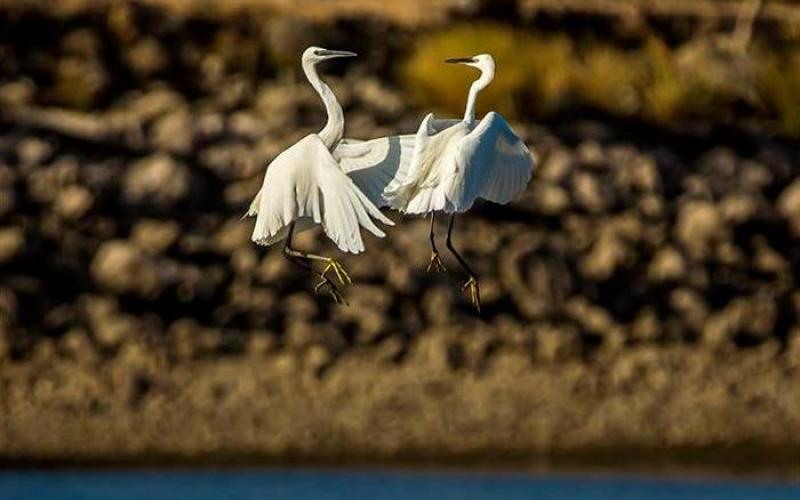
[321,258,352,286]
[426,251,447,273]
[314,276,348,305]
[461,276,481,313]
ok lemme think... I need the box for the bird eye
[314,50,323,56]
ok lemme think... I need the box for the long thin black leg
[426,213,447,273]
[282,222,349,303]
[445,214,481,312]
[283,222,312,271]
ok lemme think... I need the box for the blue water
[0,469,796,500]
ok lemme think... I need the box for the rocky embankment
[0,2,798,471]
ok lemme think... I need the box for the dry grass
[402,24,799,135]
[400,25,566,119]
[760,50,800,136]
[576,44,642,116]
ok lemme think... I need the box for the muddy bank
[2,341,798,474]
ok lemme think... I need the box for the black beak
[445,57,476,64]
[320,50,357,59]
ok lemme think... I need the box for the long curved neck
[463,66,494,124]
[303,60,344,148]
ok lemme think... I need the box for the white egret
[383,54,534,311]
[245,47,412,303]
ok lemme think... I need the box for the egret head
[445,53,495,73]
[302,46,358,65]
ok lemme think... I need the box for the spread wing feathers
[333,135,415,208]
[244,188,262,217]
[455,112,534,207]
[250,135,393,254]
[383,113,465,211]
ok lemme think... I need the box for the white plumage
[248,134,392,254]
[384,55,533,214]
[382,53,535,312]
[245,47,413,255]
[334,134,416,209]
[243,46,414,302]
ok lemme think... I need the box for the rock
[674,200,723,258]
[194,112,225,142]
[122,87,186,124]
[581,230,627,280]
[576,141,605,169]
[130,219,180,255]
[648,246,685,282]
[283,293,318,323]
[90,240,160,297]
[534,183,570,215]
[62,29,101,58]
[539,148,572,182]
[228,111,266,141]
[670,288,709,333]
[53,185,93,219]
[608,146,660,193]
[0,79,35,106]
[200,143,259,180]
[213,218,251,254]
[17,137,53,166]
[638,194,663,218]
[126,38,168,77]
[123,154,189,207]
[777,179,800,237]
[719,193,759,225]
[150,108,193,154]
[752,236,789,276]
[255,82,315,130]
[0,226,25,263]
[231,247,258,276]
[572,172,610,213]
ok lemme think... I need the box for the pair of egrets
[245,47,534,311]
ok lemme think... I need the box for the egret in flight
[245,47,413,303]
[383,54,534,311]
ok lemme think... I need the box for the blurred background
[0,0,798,487]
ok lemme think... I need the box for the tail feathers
[402,186,452,215]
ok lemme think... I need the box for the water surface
[0,469,796,500]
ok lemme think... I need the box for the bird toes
[314,275,348,305]
[461,276,481,313]
[426,252,447,273]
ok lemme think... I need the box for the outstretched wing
[383,113,466,212]
[333,135,415,208]
[250,135,393,254]
[455,112,534,207]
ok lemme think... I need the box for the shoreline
[0,451,797,482]
[2,343,797,478]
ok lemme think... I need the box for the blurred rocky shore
[0,1,798,473]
